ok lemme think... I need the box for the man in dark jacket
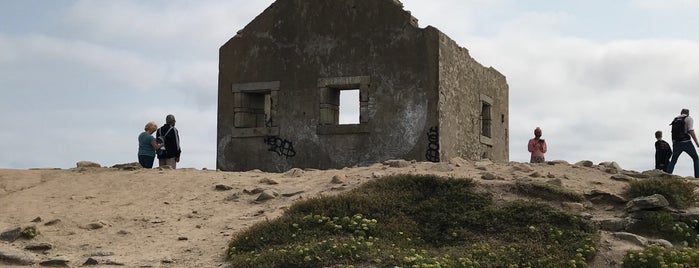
[156,114,181,169]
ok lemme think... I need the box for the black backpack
[670,115,690,142]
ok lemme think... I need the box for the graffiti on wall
[264,136,296,158]
[425,126,440,162]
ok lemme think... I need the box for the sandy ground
[0,159,687,267]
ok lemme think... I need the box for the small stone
[574,160,594,167]
[259,178,279,185]
[611,174,634,182]
[91,251,115,257]
[256,190,278,202]
[283,168,305,177]
[25,242,53,251]
[383,159,410,168]
[546,173,556,178]
[44,219,61,226]
[116,230,129,235]
[371,172,384,178]
[331,174,346,184]
[31,217,42,223]
[215,184,233,191]
[244,188,265,195]
[481,172,498,180]
[178,236,188,241]
[83,258,99,266]
[281,190,305,197]
[529,171,541,178]
[224,193,240,201]
[39,258,70,267]
[84,222,104,230]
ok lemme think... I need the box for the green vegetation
[623,244,699,268]
[624,177,698,209]
[226,174,598,267]
[20,226,38,239]
[515,181,585,202]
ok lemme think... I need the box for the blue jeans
[138,154,155,168]
[667,141,699,178]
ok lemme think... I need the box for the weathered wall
[436,31,509,162]
[218,0,440,171]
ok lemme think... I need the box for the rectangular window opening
[481,102,492,138]
[339,89,360,125]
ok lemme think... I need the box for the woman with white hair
[138,121,163,168]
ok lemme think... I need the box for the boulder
[259,178,279,185]
[283,168,305,178]
[585,190,627,205]
[613,232,648,247]
[0,227,21,242]
[256,190,279,202]
[0,244,38,265]
[625,194,670,212]
[331,174,346,184]
[574,160,594,168]
[610,174,634,182]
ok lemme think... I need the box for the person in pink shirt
[528,127,547,163]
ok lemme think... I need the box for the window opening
[339,89,360,125]
[481,101,492,138]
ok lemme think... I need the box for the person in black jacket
[654,130,672,172]
[156,114,181,169]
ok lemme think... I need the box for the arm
[540,140,547,153]
[690,130,699,147]
[150,139,162,150]
[527,139,536,153]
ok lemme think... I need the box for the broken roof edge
[426,26,507,79]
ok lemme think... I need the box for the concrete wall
[218,0,441,171]
[436,31,509,162]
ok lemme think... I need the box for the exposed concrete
[217,0,509,172]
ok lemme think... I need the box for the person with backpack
[667,109,699,178]
[156,114,181,169]
[654,130,672,172]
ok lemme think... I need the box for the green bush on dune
[226,174,598,267]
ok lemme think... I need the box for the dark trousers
[138,154,155,168]
[667,141,699,178]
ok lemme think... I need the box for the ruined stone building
[217,0,509,172]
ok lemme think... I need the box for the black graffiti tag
[264,136,296,158]
[425,126,440,162]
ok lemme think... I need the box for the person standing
[654,130,672,172]
[157,114,181,169]
[667,109,699,178]
[138,121,162,168]
[528,127,547,163]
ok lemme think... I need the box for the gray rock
[511,163,533,173]
[39,258,70,267]
[561,202,585,213]
[44,219,61,226]
[626,194,670,212]
[641,169,679,179]
[259,178,279,185]
[371,172,384,178]
[383,159,411,168]
[480,172,499,180]
[83,222,104,230]
[281,190,305,197]
[83,257,99,266]
[25,243,53,251]
[76,161,101,168]
[215,184,233,191]
[110,162,141,170]
[331,174,346,184]
[283,168,305,177]
[243,188,265,195]
[648,239,673,248]
[610,174,634,182]
[0,244,38,265]
[574,160,594,167]
[31,217,42,223]
[614,232,648,247]
[256,190,278,202]
[529,171,542,178]
[585,190,628,205]
[548,160,570,165]
[0,226,21,242]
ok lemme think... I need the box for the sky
[1,0,698,176]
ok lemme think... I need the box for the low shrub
[625,178,697,209]
[226,174,599,267]
[623,244,699,268]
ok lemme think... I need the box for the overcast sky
[1,0,698,176]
